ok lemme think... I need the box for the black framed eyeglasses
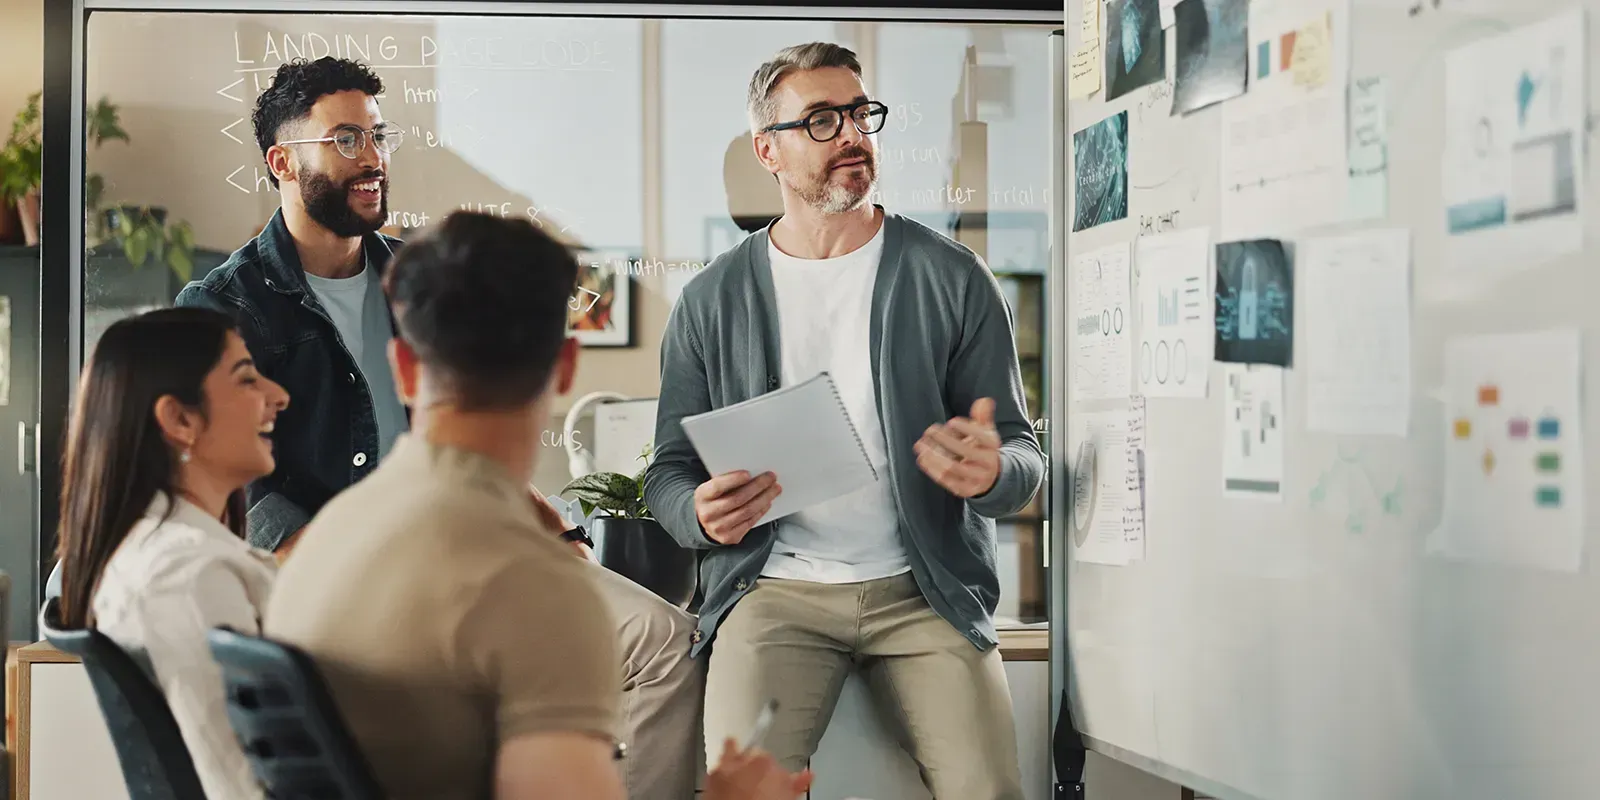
[762,100,889,142]
[279,122,405,159]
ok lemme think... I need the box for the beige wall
[0,0,42,126]
[82,14,689,455]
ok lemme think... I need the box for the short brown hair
[383,212,578,411]
[746,42,863,132]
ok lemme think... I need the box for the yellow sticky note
[1082,0,1100,45]
[1290,12,1332,89]
[1070,43,1102,98]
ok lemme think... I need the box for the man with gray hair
[646,41,1044,798]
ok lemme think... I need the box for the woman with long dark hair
[56,307,288,800]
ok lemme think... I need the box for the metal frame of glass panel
[43,0,1074,788]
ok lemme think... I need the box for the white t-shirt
[305,261,406,460]
[762,220,909,584]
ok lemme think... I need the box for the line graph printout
[1073,242,1134,401]
[1218,0,1350,239]
[1136,227,1213,398]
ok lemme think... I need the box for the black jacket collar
[256,207,400,297]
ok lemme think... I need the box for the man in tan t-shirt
[265,211,811,800]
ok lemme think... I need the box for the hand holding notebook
[681,372,879,530]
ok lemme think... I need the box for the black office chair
[206,627,384,800]
[37,596,207,800]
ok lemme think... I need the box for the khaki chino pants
[704,573,1024,799]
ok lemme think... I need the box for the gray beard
[790,170,875,215]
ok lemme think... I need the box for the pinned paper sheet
[1429,329,1584,572]
[1136,228,1213,398]
[1289,12,1332,88]
[1222,365,1285,501]
[1073,242,1134,401]
[1123,396,1148,561]
[1070,406,1140,566]
[1442,8,1585,274]
[1303,229,1411,436]
[1071,0,1104,98]
[1219,0,1350,239]
[1071,46,1104,98]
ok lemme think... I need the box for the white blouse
[91,493,277,800]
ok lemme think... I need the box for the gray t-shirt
[304,258,406,460]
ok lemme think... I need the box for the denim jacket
[174,209,403,550]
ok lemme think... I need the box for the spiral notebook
[680,371,879,527]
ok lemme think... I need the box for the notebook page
[680,372,879,526]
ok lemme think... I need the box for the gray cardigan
[644,212,1045,657]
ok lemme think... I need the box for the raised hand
[914,397,1002,498]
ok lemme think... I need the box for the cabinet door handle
[16,421,26,476]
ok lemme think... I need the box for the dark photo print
[1173,0,1249,115]
[1215,238,1293,366]
[1072,111,1130,232]
[1106,0,1168,101]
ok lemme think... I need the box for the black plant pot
[594,517,697,610]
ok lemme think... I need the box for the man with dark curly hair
[174,56,704,800]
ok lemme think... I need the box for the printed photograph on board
[1106,0,1167,100]
[1173,0,1249,115]
[1072,111,1130,232]
[1214,238,1292,366]
[569,250,634,348]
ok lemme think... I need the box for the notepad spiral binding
[819,371,879,483]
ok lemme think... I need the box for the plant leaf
[562,470,650,518]
[84,174,104,211]
[124,228,149,267]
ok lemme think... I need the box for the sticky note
[1070,44,1103,98]
[1482,449,1496,474]
[1280,31,1297,71]
[1257,42,1271,79]
[1070,0,1102,99]
[1290,13,1331,89]
[1508,417,1530,438]
[1538,417,1560,438]
[1453,418,1472,439]
[1536,487,1562,507]
[1477,384,1499,406]
[1537,453,1561,472]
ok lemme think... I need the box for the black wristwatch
[560,524,594,549]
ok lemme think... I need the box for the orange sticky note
[1280,31,1296,71]
[1477,385,1499,406]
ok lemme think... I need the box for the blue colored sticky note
[1257,42,1271,78]
[1538,417,1561,439]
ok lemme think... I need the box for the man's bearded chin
[791,161,876,215]
[299,168,387,238]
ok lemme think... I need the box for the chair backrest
[206,627,384,800]
[37,597,207,800]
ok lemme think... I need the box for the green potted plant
[106,205,196,283]
[561,443,697,608]
[0,91,43,246]
[0,91,197,282]
[82,95,130,246]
